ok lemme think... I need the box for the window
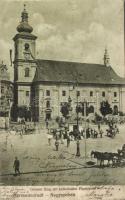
[89,106,94,113]
[1,101,4,105]
[25,43,29,51]
[46,90,50,96]
[62,90,66,96]
[77,91,80,96]
[102,91,105,97]
[114,92,117,97]
[25,68,30,77]
[46,101,50,108]
[26,91,29,97]
[90,91,93,97]
[1,86,4,94]
[113,105,118,115]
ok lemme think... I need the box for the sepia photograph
[0,0,125,189]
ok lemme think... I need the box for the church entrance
[113,105,118,115]
[46,112,51,120]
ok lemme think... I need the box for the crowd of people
[9,121,36,136]
[47,121,120,153]
[50,126,104,142]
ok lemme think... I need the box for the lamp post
[83,99,88,162]
[76,92,79,132]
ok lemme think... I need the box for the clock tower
[13,5,37,110]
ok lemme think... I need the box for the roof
[33,59,125,85]
[13,32,37,41]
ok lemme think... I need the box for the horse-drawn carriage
[117,144,125,161]
[91,144,125,167]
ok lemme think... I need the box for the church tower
[13,5,37,110]
[104,48,110,67]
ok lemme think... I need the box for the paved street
[0,124,125,185]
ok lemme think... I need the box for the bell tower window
[25,43,29,51]
[25,68,30,77]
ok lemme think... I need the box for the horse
[91,151,116,167]
[91,151,103,166]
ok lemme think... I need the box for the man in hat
[13,157,20,175]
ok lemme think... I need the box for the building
[13,6,125,122]
[0,62,13,127]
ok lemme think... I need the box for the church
[13,6,125,122]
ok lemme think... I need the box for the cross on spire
[24,4,26,11]
[17,4,33,33]
[21,3,28,22]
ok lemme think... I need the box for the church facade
[13,6,125,122]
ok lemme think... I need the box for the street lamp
[83,99,89,162]
[76,92,79,132]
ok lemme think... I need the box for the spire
[17,4,33,33]
[21,4,28,22]
[104,48,110,67]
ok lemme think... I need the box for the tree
[100,100,112,117]
[60,103,69,118]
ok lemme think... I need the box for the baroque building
[0,62,13,119]
[13,6,125,122]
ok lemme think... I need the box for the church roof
[33,59,125,85]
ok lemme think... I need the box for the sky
[0,0,124,79]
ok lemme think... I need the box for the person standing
[67,136,70,148]
[47,134,52,146]
[55,139,59,151]
[13,157,20,175]
[76,139,80,157]
[60,131,64,144]
[99,129,103,138]
[98,123,100,131]
[45,119,49,129]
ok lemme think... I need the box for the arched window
[89,105,94,113]
[25,68,30,77]
[113,105,118,115]
[46,101,50,108]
